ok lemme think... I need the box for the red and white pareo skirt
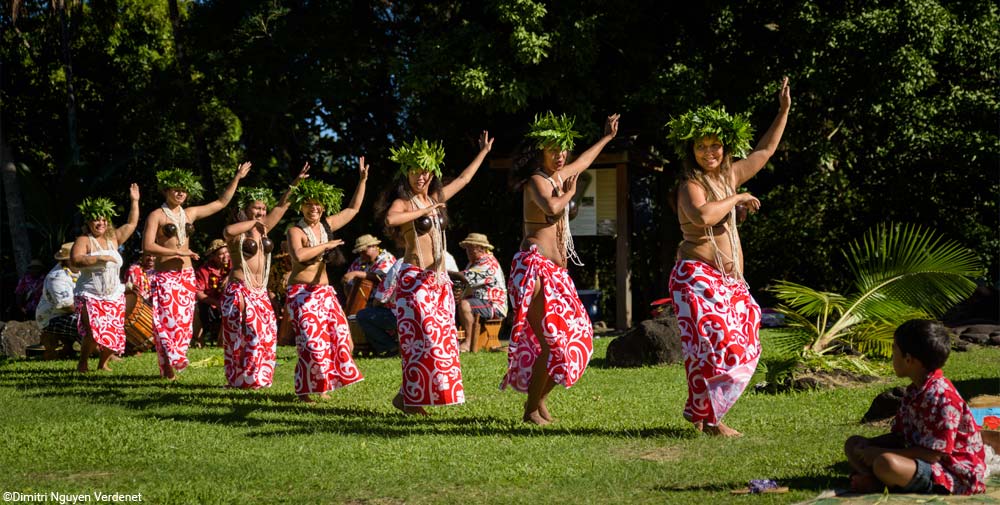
[75,293,126,355]
[286,283,363,395]
[501,246,593,393]
[221,279,277,389]
[151,269,197,376]
[386,262,464,407]
[669,259,761,426]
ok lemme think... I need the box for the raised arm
[114,183,141,244]
[677,180,760,227]
[733,77,791,186]
[326,156,369,231]
[562,114,620,178]
[385,197,444,228]
[187,162,252,221]
[265,162,311,231]
[527,173,577,216]
[441,131,494,201]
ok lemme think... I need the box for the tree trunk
[0,141,32,279]
[57,4,80,170]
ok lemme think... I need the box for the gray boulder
[605,306,683,367]
[0,320,42,358]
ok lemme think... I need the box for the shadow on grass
[654,473,843,493]
[0,368,694,440]
[953,378,1000,400]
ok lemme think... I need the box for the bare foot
[459,344,470,352]
[523,410,551,426]
[537,402,554,423]
[704,422,742,437]
[98,365,113,372]
[392,393,428,416]
[319,393,331,400]
[109,355,123,362]
[163,367,176,381]
[77,363,90,373]
[692,420,705,432]
[849,473,881,494]
[298,394,315,403]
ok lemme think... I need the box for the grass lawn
[1,332,997,504]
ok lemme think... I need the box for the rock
[943,285,1000,325]
[953,340,971,352]
[792,377,820,390]
[990,335,1000,346]
[0,320,42,358]
[960,324,1000,335]
[605,305,683,367]
[862,386,907,423]
[960,333,990,345]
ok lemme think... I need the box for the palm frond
[769,280,847,318]
[762,327,814,357]
[845,223,982,317]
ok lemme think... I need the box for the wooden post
[615,162,632,329]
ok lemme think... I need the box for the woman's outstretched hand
[778,77,791,112]
[478,130,494,153]
[604,113,621,138]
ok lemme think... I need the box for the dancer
[286,158,368,402]
[667,77,790,436]
[380,133,493,415]
[71,187,140,372]
[143,163,251,379]
[221,163,310,389]
[503,112,619,425]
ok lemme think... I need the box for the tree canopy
[2,0,997,317]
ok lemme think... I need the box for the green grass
[0,333,997,504]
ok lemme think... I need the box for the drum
[344,278,374,316]
[124,298,155,354]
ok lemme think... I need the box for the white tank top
[75,235,125,300]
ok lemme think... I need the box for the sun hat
[351,234,382,254]
[459,233,494,250]
[54,242,74,261]
[206,239,228,256]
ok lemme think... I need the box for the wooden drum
[344,278,374,316]
[124,297,155,354]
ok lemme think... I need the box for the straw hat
[459,233,494,250]
[352,234,382,254]
[206,238,228,255]
[54,242,74,261]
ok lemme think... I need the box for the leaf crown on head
[156,169,205,201]
[236,186,276,210]
[77,197,119,221]
[390,138,446,178]
[290,179,344,214]
[665,105,755,159]
[526,112,582,152]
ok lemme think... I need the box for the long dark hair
[508,140,546,192]
[375,173,449,244]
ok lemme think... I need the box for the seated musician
[455,233,508,352]
[124,253,156,304]
[341,234,396,299]
[193,239,231,348]
[36,243,81,359]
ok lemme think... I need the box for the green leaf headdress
[236,186,276,210]
[526,112,582,152]
[156,169,205,201]
[290,179,344,214]
[77,197,119,221]
[390,138,446,178]
[665,105,755,159]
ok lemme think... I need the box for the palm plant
[767,223,983,360]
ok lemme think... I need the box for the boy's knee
[845,435,867,454]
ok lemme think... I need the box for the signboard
[569,168,617,237]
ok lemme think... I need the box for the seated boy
[844,319,987,495]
